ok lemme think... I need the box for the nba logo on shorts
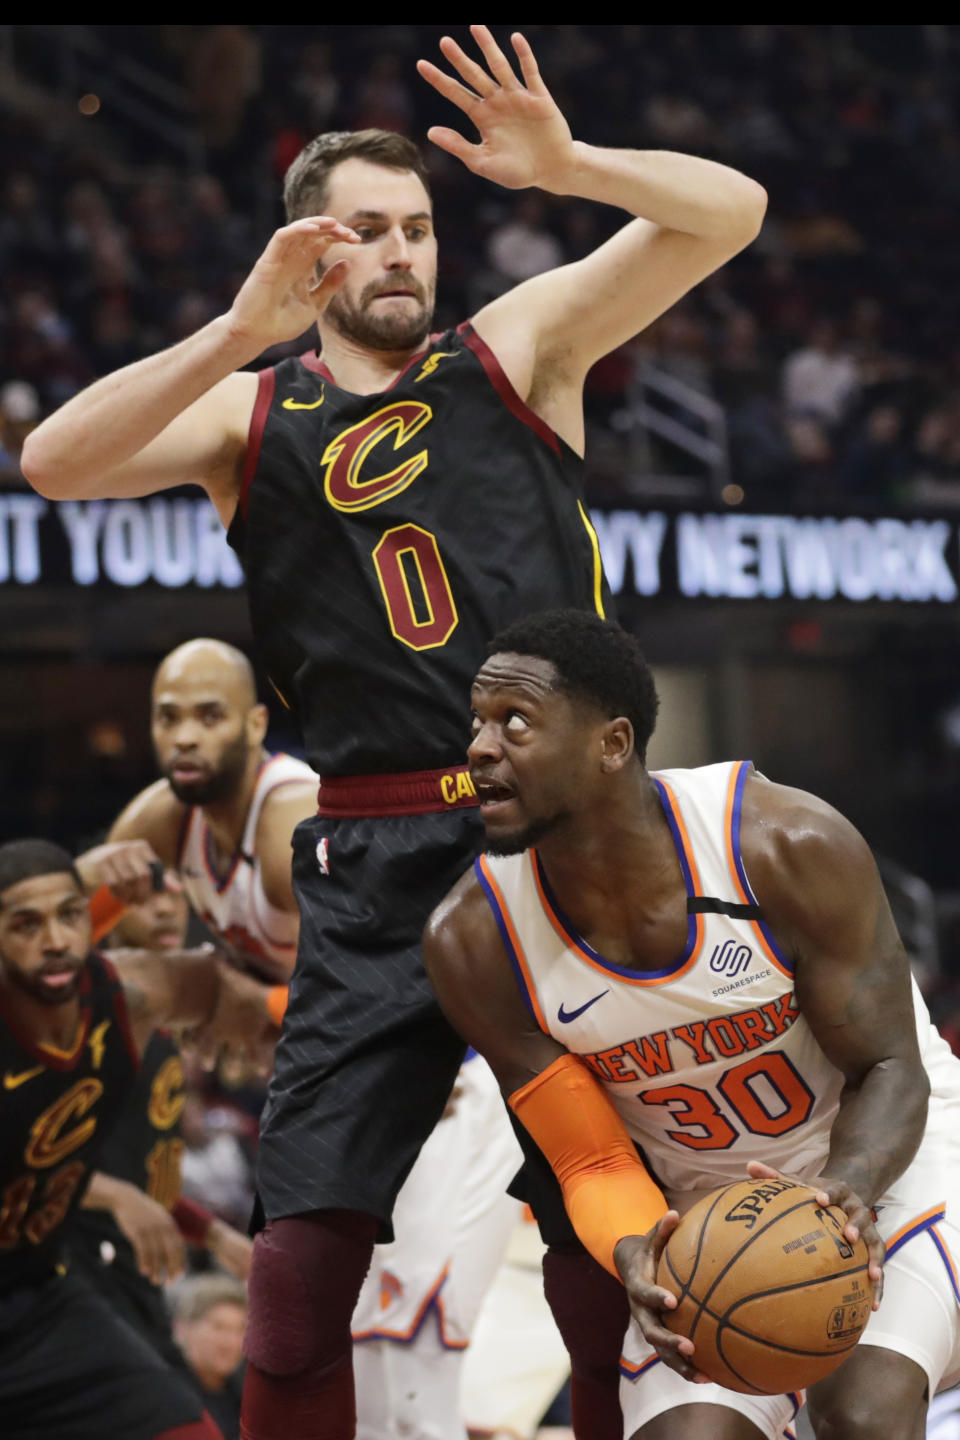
[709,938,752,978]
[316,837,330,876]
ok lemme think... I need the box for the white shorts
[619,1206,960,1440]
[352,1054,522,1348]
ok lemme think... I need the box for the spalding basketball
[656,1177,874,1394]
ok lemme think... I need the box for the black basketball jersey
[70,1031,184,1279]
[0,954,138,1290]
[228,323,612,776]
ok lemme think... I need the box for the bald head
[151,640,267,807]
[153,639,257,711]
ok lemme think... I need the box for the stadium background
[3,22,960,1436]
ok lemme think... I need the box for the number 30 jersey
[478,761,960,1215]
[228,324,610,777]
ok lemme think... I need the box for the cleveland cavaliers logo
[322,401,432,512]
[709,938,753,979]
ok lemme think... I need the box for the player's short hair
[284,129,432,222]
[0,839,82,904]
[487,610,660,762]
[173,1273,248,1325]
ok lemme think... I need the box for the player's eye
[505,711,529,734]
[406,226,427,242]
[355,226,376,242]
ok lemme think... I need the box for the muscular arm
[107,781,187,870]
[742,772,929,1207]
[21,218,359,518]
[425,871,666,1277]
[110,946,274,1061]
[420,29,766,451]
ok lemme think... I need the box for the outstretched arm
[21,219,360,517]
[110,946,276,1061]
[418,27,766,445]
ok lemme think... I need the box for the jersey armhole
[459,322,562,457]
[238,366,276,520]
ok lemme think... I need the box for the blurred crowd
[2,25,960,508]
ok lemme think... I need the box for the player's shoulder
[424,863,499,967]
[109,779,186,861]
[740,768,876,916]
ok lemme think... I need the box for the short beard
[163,732,249,808]
[324,275,434,352]
[484,813,568,858]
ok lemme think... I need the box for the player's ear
[600,717,633,772]
[248,703,269,746]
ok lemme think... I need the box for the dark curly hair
[487,610,659,762]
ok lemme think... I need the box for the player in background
[0,838,275,1440]
[22,26,767,1439]
[101,639,522,1440]
[107,638,317,985]
[424,610,960,1440]
[68,876,252,1375]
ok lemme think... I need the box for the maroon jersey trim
[239,366,276,520]
[298,336,441,391]
[458,322,561,457]
[101,953,141,1071]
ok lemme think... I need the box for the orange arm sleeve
[266,986,289,1029]
[89,887,127,945]
[509,1052,667,1278]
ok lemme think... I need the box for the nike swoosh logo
[4,1066,44,1090]
[557,991,609,1024]
[282,388,325,410]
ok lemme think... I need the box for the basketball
[656,1177,874,1395]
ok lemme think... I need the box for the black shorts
[0,1269,208,1439]
[69,1241,185,1374]
[256,807,482,1238]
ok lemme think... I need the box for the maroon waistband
[316,765,479,818]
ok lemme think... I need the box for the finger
[164,872,183,894]
[163,1230,186,1281]
[468,25,521,89]
[438,34,498,95]
[425,126,483,166]
[308,259,350,307]
[510,32,549,95]
[416,58,482,114]
[746,1160,782,1182]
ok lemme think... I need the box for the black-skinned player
[22,26,767,1439]
[0,838,271,1440]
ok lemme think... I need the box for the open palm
[417,26,574,192]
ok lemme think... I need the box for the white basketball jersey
[479,761,960,1217]
[177,752,316,979]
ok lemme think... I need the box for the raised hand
[417,27,575,192]
[614,1212,713,1384]
[227,217,360,351]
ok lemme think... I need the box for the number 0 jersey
[479,760,960,1220]
[228,324,610,777]
[0,953,138,1290]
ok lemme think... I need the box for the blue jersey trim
[473,857,537,1021]
[533,846,695,982]
[730,760,794,976]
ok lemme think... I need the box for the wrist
[539,139,591,197]
[212,311,269,370]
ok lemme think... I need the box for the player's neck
[201,748,271,866]
[536,773,683,930]
[314,325,428,394]
[0,978,82,1053]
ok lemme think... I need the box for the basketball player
[424,609,960,1440]
[70,879,252,1374]
[22,27,767,1438]
[102,640,522,1440]
[0,838,274,1440]
[107,638,317,985]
